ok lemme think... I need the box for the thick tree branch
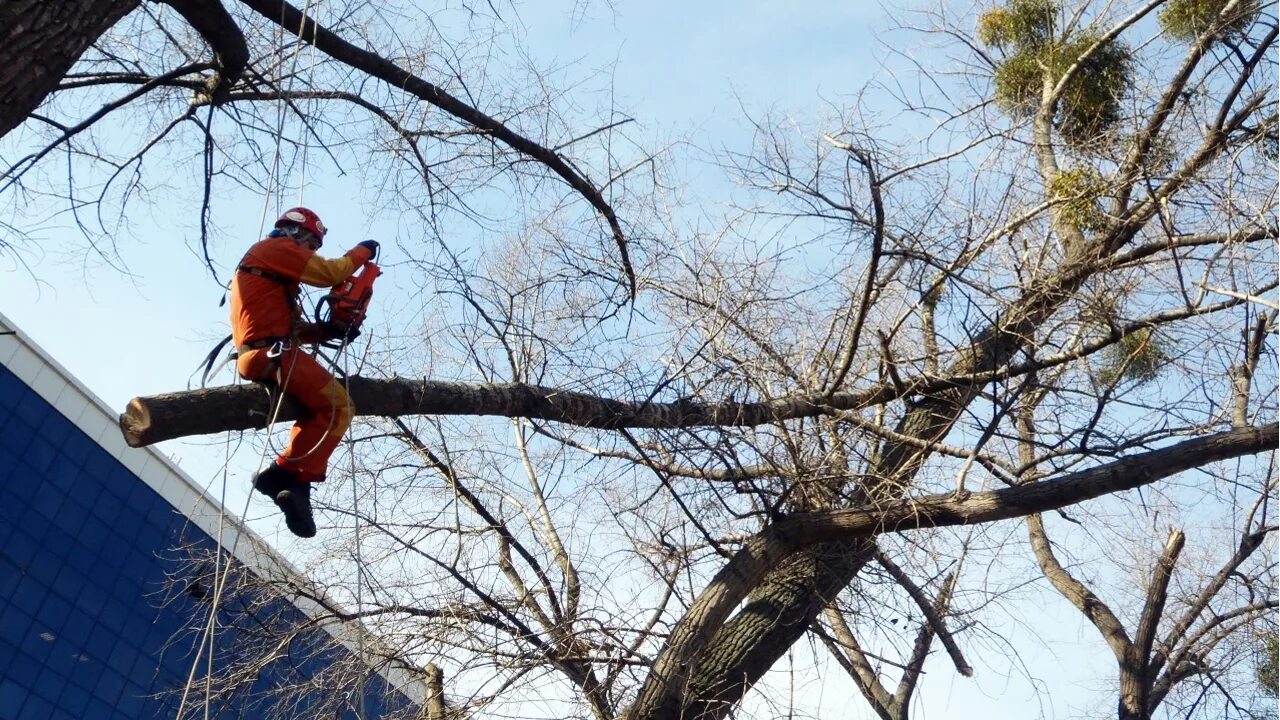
[818,606,898,720]
[160,0,247,105]
[1028,513,1133,659]
[894,570,962,710]
[1134,531,1186,669]
[1230,313,1273,427]
[120,376,838,446]
[121,279,1267,447]
[1120,530,1186,719]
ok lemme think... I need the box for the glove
[357,240,379,260]
[322,320,360,342]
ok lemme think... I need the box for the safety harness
[198,261,381,386]
[198,264,300,385]
[235,263,299,352]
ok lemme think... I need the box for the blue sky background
[0,1,1185,717]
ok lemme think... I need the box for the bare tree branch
[875,550,972,678]
[234,0,636,299]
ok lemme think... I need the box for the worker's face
[292,228,322,251]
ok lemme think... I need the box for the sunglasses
[287,226,323,249]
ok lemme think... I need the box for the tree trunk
[1117,679,1149,720]
[0,0,140,138]
[424,663,446,720]
[682,541,871,719]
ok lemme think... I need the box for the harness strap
[237,336,292,356]
[236,263,302,349]
[198,334,294,387]
[237,264,295,286]
[198,334,235,387]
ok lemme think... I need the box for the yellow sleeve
[297,247,372,287]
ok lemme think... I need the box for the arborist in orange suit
[230,207,378,537]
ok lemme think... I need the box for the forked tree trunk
[0,0,140,138]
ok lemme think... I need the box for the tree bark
[683,540,870,716]
[0,0,140,138]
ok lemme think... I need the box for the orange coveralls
[229,234,374,482]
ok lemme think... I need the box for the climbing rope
[344,338,369,720]
[175,375,292,720]
[176,2,385,709]
[296,8,323,206]
[178,262,364,718]
[175,1,323,716]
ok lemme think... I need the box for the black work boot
[252,465,293,498]
[274,479,317,538]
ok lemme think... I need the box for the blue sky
[0,1,1176,717]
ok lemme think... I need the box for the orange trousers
[238,347,353,482]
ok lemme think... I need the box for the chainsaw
[316,261,381,347]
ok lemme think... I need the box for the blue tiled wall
[0,365,416,719]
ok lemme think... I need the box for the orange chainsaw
[316,261,381,347]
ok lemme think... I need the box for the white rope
[343,340,369,720]
[297,4,323,206]
[176,1,320,716]
[176,381,283,719]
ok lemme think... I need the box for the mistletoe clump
[981,0,1132,145]
[1049,167,1109,231]
[978,0,1057,47]
[1159,0,1261,42]
[1096,327,1171,386]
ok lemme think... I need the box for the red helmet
[274,207,327,240]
